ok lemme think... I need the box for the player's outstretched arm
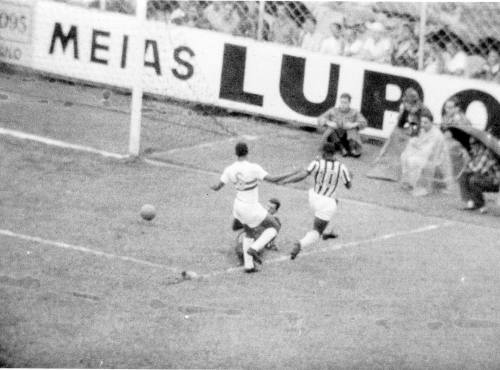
[263,170,299,184]
[280,169,309,185]
[210,181,225,191]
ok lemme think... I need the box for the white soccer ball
[140,204,156,221]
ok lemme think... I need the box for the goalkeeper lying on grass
[233,198,281,265]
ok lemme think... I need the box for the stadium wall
[2,0,500,138]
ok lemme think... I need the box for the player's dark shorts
[232,218,244,231]
[243,215,281,239]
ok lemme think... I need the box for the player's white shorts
[308,188,337,221]
[233,199,267,228]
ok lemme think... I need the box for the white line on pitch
[154,135,258,156]
[0,228,183,273]
[0,128,475,226]
[200,222,452,279]
[144,158,217,176]
[0,127,127,159]
[0,128,490,229]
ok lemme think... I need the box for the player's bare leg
[247,227,278,264]
[242,236,258,273]
[321,199,339,240]
[291,218,329,260]
[246,215,280,265]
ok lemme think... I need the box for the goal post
[128,0,147,157]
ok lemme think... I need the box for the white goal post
[128,0,147,157]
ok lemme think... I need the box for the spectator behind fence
[300,17,324,52]
[479,49,500,82]
[360,22,392,64]
[147,1,167,22]
[188,3,212,29]
[234,2,259,38]
[443,41,467,76]
[203,2,240,35]
[391,23,418,69]
[310,3,345,38]
[342,27,365,58]
[466,54,487,79]
[400,109,452,196]
[269,4,300,46]
[169,2,211,29]
[320,21,344,56]
[318,93,367,158]
[424,43,446,74]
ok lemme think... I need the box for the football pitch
[1,72,500,368]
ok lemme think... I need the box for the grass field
[1,71,500,369]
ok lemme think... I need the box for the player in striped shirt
[280,142,352,259]
[211,142,293,272]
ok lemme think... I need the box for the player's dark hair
[446,97,459,108]
[322,142,337,156]
[421,108,434,122]
[340,93,352,101]
[402,87,420,104]
[268,198,281,210]
[235,142,248,157]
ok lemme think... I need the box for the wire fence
[51,1,500,84]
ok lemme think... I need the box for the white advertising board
[0,0,34,66]
[9,1,500,138]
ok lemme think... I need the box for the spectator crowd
[145,1,500,84]
[59,0,500,83]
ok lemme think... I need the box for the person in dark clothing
[458,138,500,212]
[318,93,368,158]
[396,87,426,136]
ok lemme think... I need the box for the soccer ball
[102,89,111,100]
[140,204,156,221]
[181,270,199,280]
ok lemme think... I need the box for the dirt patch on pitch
[454,319,500,329]
[0,275,40,289]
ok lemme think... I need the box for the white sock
[299,230,320,249]
[242,237,255,270]
[250,228,278,252]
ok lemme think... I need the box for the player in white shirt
[211,142,292,272]
[280,142,352,259]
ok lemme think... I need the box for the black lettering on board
[49,23,78,59]
[172,46,194,80]
[219,44,263,106]
[90,29,110,65]
[144,39,161,75]
[280,55,339,116]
